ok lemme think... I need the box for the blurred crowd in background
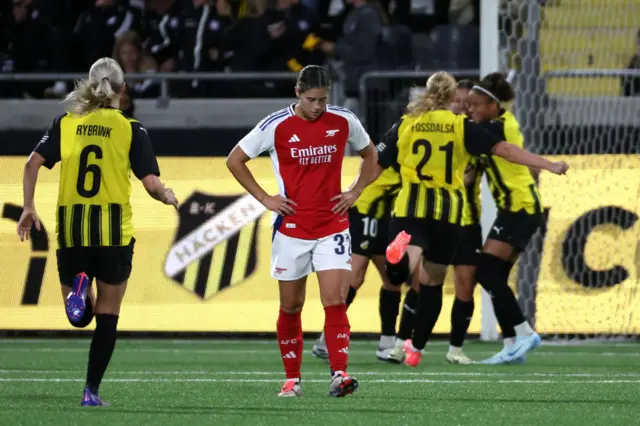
[0,0,481,100]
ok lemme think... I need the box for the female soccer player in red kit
[226,65,377,397]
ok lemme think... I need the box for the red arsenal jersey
[238,104,370,239]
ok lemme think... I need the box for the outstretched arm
[464,119,569,176]
[492,142,568,175]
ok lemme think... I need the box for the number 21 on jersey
[412,138,454,184]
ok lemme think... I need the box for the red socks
[324,304,351,374]
[277,305,350,378]
[276,309,303,379]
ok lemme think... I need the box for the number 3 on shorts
[334,233,351,256]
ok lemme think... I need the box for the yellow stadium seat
[540,1,638,96]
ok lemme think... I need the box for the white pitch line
[0,378,638,384]
[0,347,638,357]
[2,339,638,347]
[0,339,408,347]
[1,370,640,378]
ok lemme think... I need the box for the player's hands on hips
[163,187,179,209]
[264,194,297,216]
[331,190,360,215]
[548,161,569,175]
[17,207,41,242]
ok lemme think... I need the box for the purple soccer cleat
[66,272,91,325]
[81,387,109,407]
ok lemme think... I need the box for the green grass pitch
[0,339,639,425]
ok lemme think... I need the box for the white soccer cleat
[312,332,329,361]
[375,335,396,362]
[446,348,474,365]
[376,347,394,361]
[278,379,303,397]
[385,339,406,364]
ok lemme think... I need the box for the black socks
[476,253,525,331]
[397,288,419,340]
[411,284,443,351]
[379,288,401,336]
[450,298,474,347]
[86,314,119,393]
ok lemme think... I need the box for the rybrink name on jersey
[75,124,113,137]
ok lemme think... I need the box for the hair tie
[472,85,500,103]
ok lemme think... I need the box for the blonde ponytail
[64,58,124,116]
[406,71,457,116]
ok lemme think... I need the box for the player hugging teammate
[376,71,568,368]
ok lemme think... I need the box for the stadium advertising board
[0,156,638,334]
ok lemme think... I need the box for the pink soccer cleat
[404,346,423,368]
[386,231,411,264]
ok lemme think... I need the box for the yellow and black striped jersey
[33,107,160,248]
[482,110,543,214]
[355,167,401,219]
[378,109,502,224]
[355,116,416,219]
[461,156,484,226]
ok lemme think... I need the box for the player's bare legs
[277,277,307,397]
[313,255,367,360]
[81,279,127,406]
[317,269,358,397]
[404,261,447,367]
[448,265,476,364]
[477,239,540,364]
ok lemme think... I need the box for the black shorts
[389,217,460,265]
[56,238,135,286]
[452,224,483,266]
[487,210,543,251]
[349,208,390,257]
